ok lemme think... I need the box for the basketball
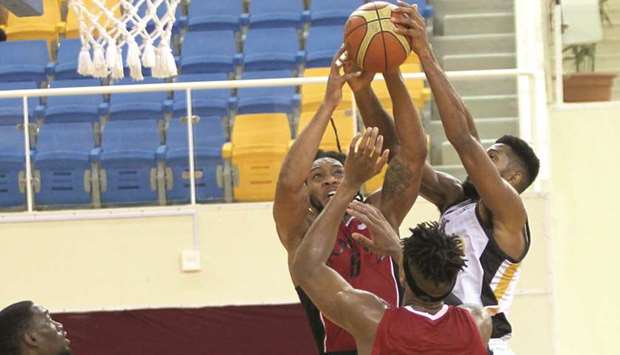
[344,1,411,73]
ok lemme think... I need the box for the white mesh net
[69,0,181,81]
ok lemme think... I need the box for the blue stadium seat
[384,0,433,18]
[98,119,163,205]
[179,30,241,74]
[164,116,226,203]
[184,0,245,32]
[309,0,432,26]
[109,78,173,121]
[243,28,304,72]
[0,40,50,82]
[248,0,306,29]
[305,25,343,68]
[134,1,184,33]
[51,39,83,80]
[39,79,108,123]
[308,0,360,26]
[33,121,95,207]
[0,122,25,209]
[237,70,300,114]
[173,73,235,119]
[0,81,39,123]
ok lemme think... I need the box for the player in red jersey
[274,47,428,354]
[292,130,491,355]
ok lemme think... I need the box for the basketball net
[69,0,181,81]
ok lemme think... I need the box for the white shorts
[489,338,515,355]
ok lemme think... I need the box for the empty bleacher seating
[179,30,241,74]
[301,67,353,115]
[98,119,163,206]
[0,40,50,82]
[0,81,39,122]
[0,0,438,209]
[308,0,432,27]
[50,39,84,80]
[297,109,355,152]
[308,0,360,26]
[237,70,300,114]
[173,73,235,119]
[39,79,108,123]
[223,113,291,202]
[0,112,26,209]
[248,0,306,29]
[305,25,342,69]
[108,77,173,121]
[242,27,304,72]
[164,116,226,203]
[183,0,246,32]
[33,120,96,207]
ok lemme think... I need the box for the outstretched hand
[324,46,362,108]
[343,127,389,188]
[391,1,430,56]
[347,201,401,258]
[342,55,375,93]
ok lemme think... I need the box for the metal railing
[0,67,545,222]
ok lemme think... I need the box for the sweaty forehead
[311,157,343,170]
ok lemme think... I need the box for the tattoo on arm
[382,157,415,201]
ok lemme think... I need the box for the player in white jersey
[344,2,540,354]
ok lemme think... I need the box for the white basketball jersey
[440,199,531,339]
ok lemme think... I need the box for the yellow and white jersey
[440,199,531,339]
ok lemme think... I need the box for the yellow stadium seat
[222,113,291,202]
[364,164,387,195]
[302,68,354,116]
[3,0,63,45]
[64,0,122,39]
[372,70,427,111]
[296,109,356,153]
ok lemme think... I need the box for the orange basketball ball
[344,1,411,73]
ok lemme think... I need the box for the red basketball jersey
[372,305,487,355]
[299,216,402,353]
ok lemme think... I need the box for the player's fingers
[347,207,373,226]
[343,72,362,81]
[358,127,372,154]
[374,134,384,157]
[349,133,362,154]
[351,233,376,249]
[364,127,379,155]
[374,149,390,174]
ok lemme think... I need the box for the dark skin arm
[292,129,390,353]
[345,62,427,229]
[347,201,493,348]
[348,58,464,214]
[274,47,358,255]
[393,2,527,259]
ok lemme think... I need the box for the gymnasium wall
[0,193,552,353]
[549,102,620,355]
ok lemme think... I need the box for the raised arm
[274,47,355,252]
[394,2,527,258]
[292,129,389,347]
[346,51,464,213]
[370,69,427,228]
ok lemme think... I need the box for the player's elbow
[291,251,317,286]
